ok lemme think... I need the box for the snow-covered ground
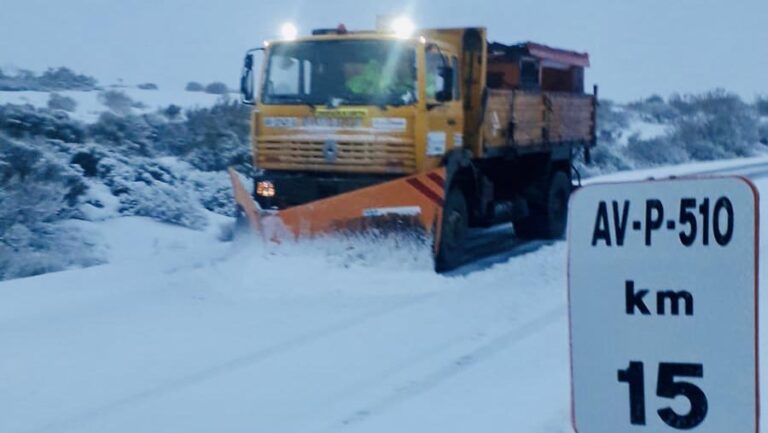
[0,86,230,123]
[0,159,766,433]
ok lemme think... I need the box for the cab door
[423,45,464,171]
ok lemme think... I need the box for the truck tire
[515,170,570,240]
[435,188,468,272]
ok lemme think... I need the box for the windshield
[262,39,417,107]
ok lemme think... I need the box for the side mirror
[436,66,453,102]
[240,54,255,105]
[240,48,264,105]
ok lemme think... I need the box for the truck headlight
[390,17,415,39]
[256,181,276,198]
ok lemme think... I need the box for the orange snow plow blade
[228,168,446,254]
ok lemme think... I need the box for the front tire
[515,170,571,240]
[435,188,468,272]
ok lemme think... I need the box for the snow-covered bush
[669,90,759,160]
[47,93,77,112]
[0,93,257,280]
[626,95,679,123]
[96,156,209,229]
[37,67,98,91]
[574,99,632,176]
[185,81,204,92]
[155,99,251,172]
[0,103,86,143]
[138,83,158,90]
[626,135,689,167]
[0,134,101,280]
[758,123,768,146]
[162,104,182,120]
[98,90,145,115]
[584,90,763,173]
[204,82,229,95]
[88,111,155,156]
[755,96,768,117]
[0,67,97,91]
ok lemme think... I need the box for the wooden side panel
[482,90,514,149]
[510,92,545,145]
[545,93,594,143]
[482,90,545,150]
[480,89,595,154]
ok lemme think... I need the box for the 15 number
[618,361,708,429]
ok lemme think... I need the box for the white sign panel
[426,131,446,156]
[568,177,759,433]
[372,117,407,132]
[263,116,298,128]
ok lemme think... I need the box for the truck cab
[241,26,479,209]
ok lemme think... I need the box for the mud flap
[228,167,447,256]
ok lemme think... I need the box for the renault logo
[323,140,338,162]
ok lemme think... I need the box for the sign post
[568,177,759,433]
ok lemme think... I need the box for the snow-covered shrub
[626,135,689,167]
[585,91,763,173]
[155,100,251,172]
[0,67,97,91]
[98,90,145,115]
[88,112,154,156]
[71,150,100,177]
[37,67,98,91]
[138,82,159,90]
[596,99,630,144]
[626,95,679,123]
[185,81,204,92]
[0,134,101,280]
[95,155,208,229]
[204,82,230,95]
[579,143,633,177]
[669,90,759,160]
[758,122,768,146]
[163,104,182,120]
[0,103,86,143]
[755,96,768,117]
[574,99,633,176]
[47,93,77,112]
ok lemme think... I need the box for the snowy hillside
[0,67,235,123]
[0,87,229,124]
[0,160,766,433]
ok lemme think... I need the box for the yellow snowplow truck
[231,23,596,271]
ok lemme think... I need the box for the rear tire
[514,170,571,240]
[435,188,468,272]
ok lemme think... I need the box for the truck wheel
[435,188,468,272]
[515,170,571,240]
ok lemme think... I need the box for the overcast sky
[1,0,766,101]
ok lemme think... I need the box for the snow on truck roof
[489,41,590,68]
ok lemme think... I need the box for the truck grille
[256,135,416,174]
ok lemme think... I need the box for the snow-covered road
[1,157,767,433]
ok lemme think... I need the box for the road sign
[568,177,759,433]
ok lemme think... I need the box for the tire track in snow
[324,305,567,431]
[25,292,441,433]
